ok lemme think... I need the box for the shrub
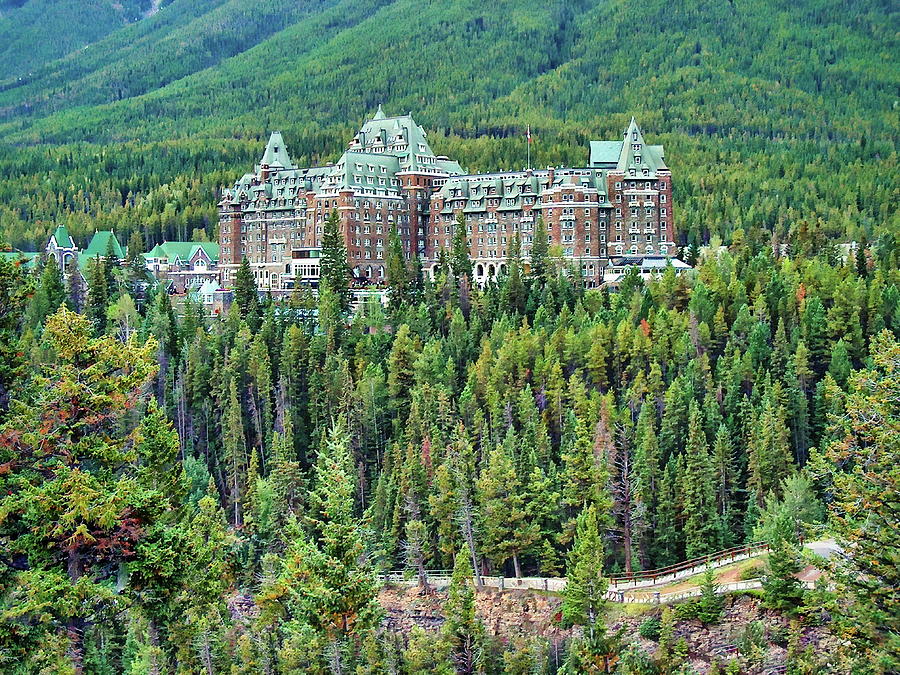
[736,620,768,661]
[673,600,700,621]
[638,616,661,641]
[739,562,765,581]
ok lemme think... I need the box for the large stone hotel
[218,108,675,289]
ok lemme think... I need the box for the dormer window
[635,156,641,164]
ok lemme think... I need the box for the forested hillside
[0,1,898,672]
[0,0,169,81]
[1,215,898,672]
[0,0,896,251]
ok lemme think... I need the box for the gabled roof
[51,225,74,249]
[83,230,124,259]
[261,131,294,169]
[145,241,220,262]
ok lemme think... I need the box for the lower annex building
[218,108,676,289]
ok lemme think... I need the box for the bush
[739,562,765,581]
[736,620,768,661]
[673,600,700,621]
[638,616,661,641]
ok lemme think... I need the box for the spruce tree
[681,402,720,558]
[441,548,484,674]
[502,231,525,314]
[561,504,613,669]
[530,216,550,282]
[85,257,109,333]
[450,212,473,284]
[65,257,86,313]
[262,416,379,671]
[385,221,409,316]
[747,393,792,506]
[222,377,247,526]
[476,441,536,577]
[0,308,157,672]
[233,257,261,330]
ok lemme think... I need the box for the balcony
[643,200,655,207]
[629,200,640,207]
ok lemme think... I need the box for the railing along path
[380,541,785,604]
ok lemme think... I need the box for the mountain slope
[0,0,164,81]
[0,0,895,250]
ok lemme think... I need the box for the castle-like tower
[218,110,675,289]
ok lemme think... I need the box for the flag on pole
[526,125,532,144]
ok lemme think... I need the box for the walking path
[380,540,839,604]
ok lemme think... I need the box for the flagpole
[526,125,531,170]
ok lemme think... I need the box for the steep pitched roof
[51,225,74,249]
[260,131,294,169]
[616,118,667,175]
[83,230,124,259]
[145,241,220,262]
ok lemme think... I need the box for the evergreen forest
[0,0,897,673]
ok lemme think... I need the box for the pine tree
[561,504,611,667]
[233,257,261,330]
[386,221,410,316]
[85,257,109,333]
[502,231,525,315]
[681,402,720,558]
[530,216,550,282]
[222,378,247,526]
[441,548,484,674]
[476,441,537,577]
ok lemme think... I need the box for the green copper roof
[83,230,124,259]
[615,118,667,176]
[145,241,219,262]
[261,131,294,169]
[51,225,74,249]
[0,251,39,268]
[589,141,623,167]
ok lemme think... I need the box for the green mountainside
[0,0,168,81]
[0,0,895,250]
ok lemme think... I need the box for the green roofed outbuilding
[82,230,125,260]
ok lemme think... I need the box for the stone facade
[218,110,676,289]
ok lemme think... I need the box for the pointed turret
[372,104,386,120]
[617,118,653,172]
[260,131,294,169]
